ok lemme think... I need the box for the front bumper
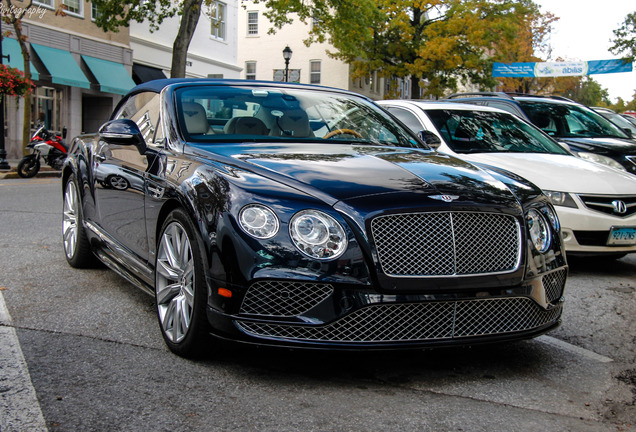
[556,205,636,255]
[205,268,567,349]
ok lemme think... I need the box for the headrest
[224,117,270,135]
[182,102,209,134]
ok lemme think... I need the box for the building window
[310,60,321,84]
[210,1,226,40]
[247,11,258,36]
[62,0,83,16]
[91,3,102,20]
[33,0,54,8]
[245,62,256,80]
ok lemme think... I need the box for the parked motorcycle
[17,125,68,178]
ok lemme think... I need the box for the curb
[0,168,62,180]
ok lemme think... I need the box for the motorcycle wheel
[17,156,40,178]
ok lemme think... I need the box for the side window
[386,107,424,134]
[486,101,518,116]
[113,92,161,146]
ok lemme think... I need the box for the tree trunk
[410,75,420,99]
[170,0,203,78]
[6,0,34,153]
[18,39,32,154]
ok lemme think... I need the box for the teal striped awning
[2,38,39,80]
[31,43,90,89]
[82,55,136,95]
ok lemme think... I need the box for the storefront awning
[132,63,166,84]
[31,43,90,89]
[82,55,136,95]
[2,38,39,80]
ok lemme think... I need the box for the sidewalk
[0,159,62,180]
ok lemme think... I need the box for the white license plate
[607,227,636,246]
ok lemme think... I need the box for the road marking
[537,335,614,363]
[0,292,48,432]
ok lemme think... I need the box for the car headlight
[542,205,560,231]
[527,208,551,253]
[290,210,348,260]
[239,204,279,239]
[543,190,577,208]
[576,152,626,172]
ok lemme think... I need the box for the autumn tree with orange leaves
[258,0,555,99]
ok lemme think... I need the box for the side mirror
[99,119,147,154]
[418,130,442,149]
[62,126,67,139]
[557,141,572,153]
[622,128,633,139]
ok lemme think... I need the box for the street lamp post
[282,46,292,82]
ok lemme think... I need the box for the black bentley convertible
[62,79,567,357]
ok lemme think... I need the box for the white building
[130,0,242,81]
[237,1,388,100]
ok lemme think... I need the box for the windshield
[519,101,630,139]
[174,85,424,148]
[597,110,636,135]
[425,109,571,155]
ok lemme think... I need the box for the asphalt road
[0,176,635,432]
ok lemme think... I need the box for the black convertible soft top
[127,78,347,96]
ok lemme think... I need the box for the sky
[534,0,635,103]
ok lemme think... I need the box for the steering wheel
[323,128,363,139]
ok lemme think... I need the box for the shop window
[31,87,63,135]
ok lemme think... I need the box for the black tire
[62,174,95,268]
[17,156,40,178]
[155,208,212,358]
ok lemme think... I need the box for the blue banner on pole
[493,59,632,78]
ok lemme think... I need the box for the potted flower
[0,64,34,97]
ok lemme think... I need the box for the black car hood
[559,136,636,155]
[192,142,519,206]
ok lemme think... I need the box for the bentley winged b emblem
[430,194,460,203]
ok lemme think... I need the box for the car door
[93,92,161,266]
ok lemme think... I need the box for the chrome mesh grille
[240,281,334,317]
[542,269,567,304]
[236,297,561,343]
[371,212,521,276]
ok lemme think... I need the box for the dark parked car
[445,92,636,175]
[592,107,636,136]
[62,79,567,357]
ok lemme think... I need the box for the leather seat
[223,117,270,135]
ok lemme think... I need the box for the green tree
[92,0,205,78]
[259,0,551,98]
[610,11,636,63]
[556,77,610,107]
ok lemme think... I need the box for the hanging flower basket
[0,64,34,97]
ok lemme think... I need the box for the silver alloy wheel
[156,222,195,344]
[63,180,79,259]
[109,176,129,190]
